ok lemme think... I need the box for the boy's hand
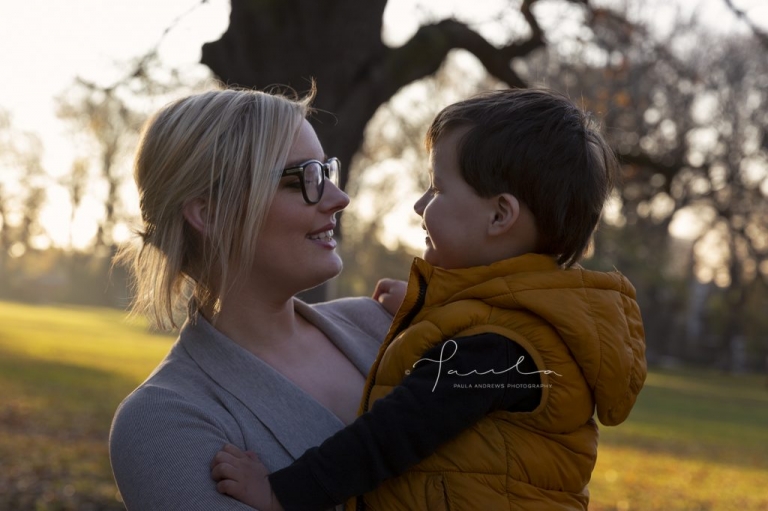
[211,444,284,511]
[373,279,407,315]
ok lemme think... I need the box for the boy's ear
[182,198,209,235]
[488,193,520,236]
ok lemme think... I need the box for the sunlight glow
[669,206,716,240]
[0,0,764,252]
[0,0,230,249]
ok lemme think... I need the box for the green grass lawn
[590,368,768,511]
[1,300,767,510]
[0,301,174,511]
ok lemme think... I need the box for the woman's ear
[488,193,520,236]
[182,198,209,235]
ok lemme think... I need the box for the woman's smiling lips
[307,224,337,248]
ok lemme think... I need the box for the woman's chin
[324,256,344,280]
[301,256,344,291]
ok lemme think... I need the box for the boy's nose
[413,191,429,216]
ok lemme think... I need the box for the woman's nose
[321,181,350,213]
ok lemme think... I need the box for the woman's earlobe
[182,198,208,234]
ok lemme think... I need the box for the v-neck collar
[178,298,363,459]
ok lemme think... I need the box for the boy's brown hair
[425,88,618,267]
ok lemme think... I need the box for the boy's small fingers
[211,451,237,469]
[372,279,394,299]
[222,443,245,457]
[216,479,238,496]
[211,462,238,482]
[245,450,259,461]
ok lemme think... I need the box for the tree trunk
[202,0,538,191]
[201,0,545,301]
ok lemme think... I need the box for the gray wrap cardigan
[109,297,392,511]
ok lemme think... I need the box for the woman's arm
[212,333,542,511]
[110,386,258,511]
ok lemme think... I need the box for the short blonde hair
[117,88,313,330]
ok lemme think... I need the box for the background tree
[56,80,145,252]
[521,3,768,368]
[200,0,610,300]
[200,0,563,193]
[0,122,47,252]
[0,110,13,291]
[335,56,497,296]
[60,158,90,250]
[200,1,768,370]
[2,0,765,368]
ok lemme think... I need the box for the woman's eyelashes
[282,177,302,190]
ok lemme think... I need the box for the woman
[110,88,395,510]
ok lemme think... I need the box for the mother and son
[109,84,647,510]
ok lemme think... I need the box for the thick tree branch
[369,0,548,107]
[329,0,550,190]
[724,0,768,49]
[385,19,530,90]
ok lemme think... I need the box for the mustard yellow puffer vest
[346,254,646,511]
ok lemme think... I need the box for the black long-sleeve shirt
[268,333,543,511]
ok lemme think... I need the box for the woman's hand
[211,444,285,511]
[373,278,408,316]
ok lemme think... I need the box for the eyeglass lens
[304,160,339,203]
[304,163,323,203]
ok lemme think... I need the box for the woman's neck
[209,287,303,355]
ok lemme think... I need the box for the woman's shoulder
[111,342,224,435]
[112,365,202,430]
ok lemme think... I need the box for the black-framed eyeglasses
[281,157,340,204]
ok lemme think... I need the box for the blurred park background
[1,0,767,509]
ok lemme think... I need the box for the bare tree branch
[378,17,535,95]
[724,0,768,49]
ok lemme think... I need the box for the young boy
[211,88,647,511]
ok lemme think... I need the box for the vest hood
[409,254,647,426]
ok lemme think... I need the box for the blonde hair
[117,87,313,330]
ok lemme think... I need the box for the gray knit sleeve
[313,296,393,345]
[109,386,255,511]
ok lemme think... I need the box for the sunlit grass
[0,300,766,510]
[0,301,173,382]
[590,369,768,511]
[0,300,174,510]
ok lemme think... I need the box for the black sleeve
[268,333,542,511]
